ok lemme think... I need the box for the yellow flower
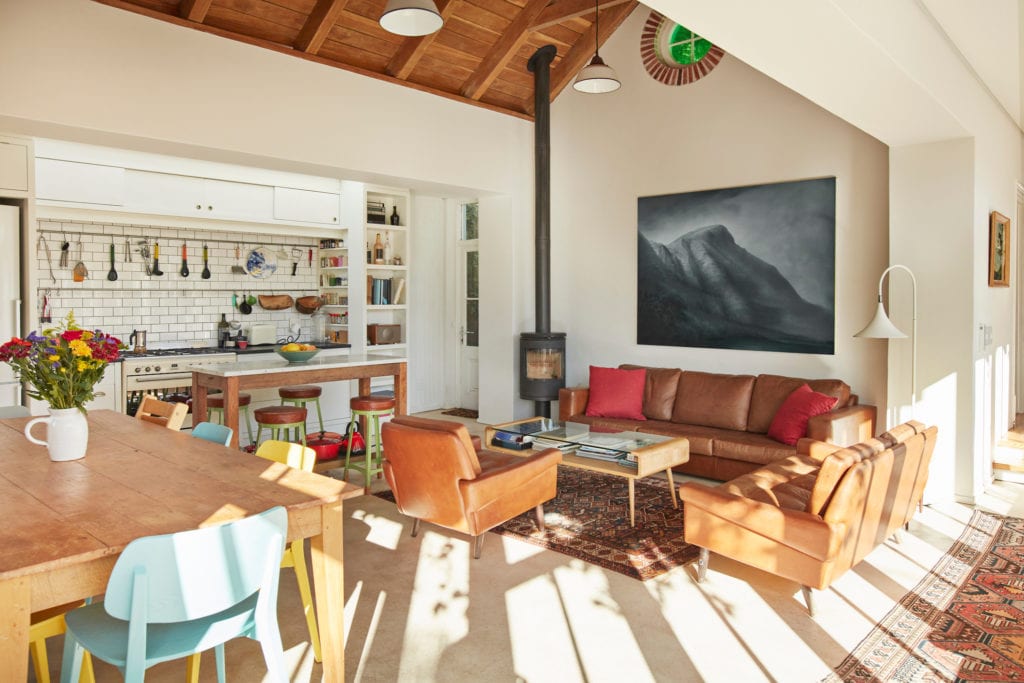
[81,331,93,341]
[69,339,92,358]
[48,354,59,362]
[77,360,89,372]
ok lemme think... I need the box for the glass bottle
[373,233,384,264]
[217,313,229,348]
[366,241,371,264]
[383,234,393,264]
[390,206,400,225]
[311,308,327,344]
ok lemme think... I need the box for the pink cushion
[767,384,838,445]
[585,366,647,421]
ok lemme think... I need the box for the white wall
[550,9,890,410]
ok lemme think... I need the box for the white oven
[121,351,236,427]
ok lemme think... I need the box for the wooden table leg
[628,478,635,527]
[0,575,31,682]
[224,377,240,449]
[394,363,407,415]
[310,500,345,683]
[191,378,208,427]
[666,469,678,508]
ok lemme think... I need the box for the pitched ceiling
[94,0,639,120]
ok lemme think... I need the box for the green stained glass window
[666,26,711,65]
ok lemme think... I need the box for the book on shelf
[393,277,406,305]
[368,276,394,305]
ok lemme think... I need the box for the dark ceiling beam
[461,0,551,101]
[295,0,350,55]
[531,0,631,32]
[386,0,457,79]
[178,0,212,23]
[541,1,636,109]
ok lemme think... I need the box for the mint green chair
[191,421,234,447]
[59,506,289,683]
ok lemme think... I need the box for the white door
[455,203,479,410]
[0,205,21,407]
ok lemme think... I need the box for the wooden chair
[59,507,289,682]
[191,421,233,446]
[134,395,188,431]
[29,602,95,683]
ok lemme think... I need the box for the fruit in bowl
[275,343,320,363]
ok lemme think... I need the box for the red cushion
[767,384,838,445]
[585,366,647,421]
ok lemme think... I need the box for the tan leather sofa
[559,367,876,480]
[678,421,937,613]
[380,416,562,558]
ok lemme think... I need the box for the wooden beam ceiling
[386,0,459,79]
[461,0,552,101]
[295,0,351,55]
[178,0,212,23]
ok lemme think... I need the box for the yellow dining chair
[254,440,323,662]
[29,602,95,683]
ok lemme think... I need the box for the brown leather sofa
[380,416,562,558]
[678,421,937,613]
[559,367,876,480]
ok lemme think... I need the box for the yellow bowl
[275,347,320,363]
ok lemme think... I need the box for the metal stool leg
[242,405,254,446]
[313,398,325,434]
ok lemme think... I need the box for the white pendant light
[380,0,443,37]
[573,1,621,93]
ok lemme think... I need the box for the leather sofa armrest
[558,387,590,422]
[807,403,876,446]
[470,435,482,451]
[796,437,842,462]
[460,448,562,511]
[678,482,843,561]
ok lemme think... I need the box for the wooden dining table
[0,409,362,682]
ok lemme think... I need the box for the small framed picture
[989,211,1011,287]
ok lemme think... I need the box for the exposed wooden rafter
[531,0,632,32]
[178,0,212,23]
[546,1,637,106]
[461,0,552,101]
[387,0,458,79]
[295,0,350,55]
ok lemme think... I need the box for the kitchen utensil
[246,293,256,306]
[258,294,293,310]
[239,291,253,314]
[231,245,246,274]
[249,323,276,346]
[308,249,313,268]
[152,241,164,276]
[59,239,69,268]
[232,292,238,309]
[307,432,343,461]
[39,235,56,284]
[40,293,51,323]
[295,295,322,314]
[72,242,88,282]
[129,329,148,353]
[107,243,117,281]
[125,238,132,263]
[201,244,211,279]
[138,241,152,276]
[179,243,189,277]
[291,247,302,276]
[244,246,277,278]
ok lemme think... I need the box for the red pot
[307,431,343,461]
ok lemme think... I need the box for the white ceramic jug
[24,406,89,462]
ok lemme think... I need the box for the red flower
[61,330,84,342]
[0,338,31,361]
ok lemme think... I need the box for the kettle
[129,329,148,353]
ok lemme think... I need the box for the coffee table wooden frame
[484,417,689,527]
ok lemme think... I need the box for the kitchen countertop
[230,342,351,355]
[187,352,406,377]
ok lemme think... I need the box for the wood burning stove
[519,332,565,414]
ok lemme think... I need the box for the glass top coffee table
[484,418,690,527]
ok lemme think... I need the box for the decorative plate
[244,247,277,278]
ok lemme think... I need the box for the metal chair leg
[697,547,709,583]
[411,517,420,538]
[473,534,485,559]
[801,586,815,616]
[534,504,546,531]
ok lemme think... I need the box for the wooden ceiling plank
[179,0,213,22]
[295,0,350,54]
[531,0,630,32]
[460,0,549,101]
[386,0,457,79]
[543,0,635,108]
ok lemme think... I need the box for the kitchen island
[191,353,407,449]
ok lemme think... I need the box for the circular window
[640,11,724,85]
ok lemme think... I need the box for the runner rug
[440,408,479,419]
[828,510,1024,682]
[374,465,698,581]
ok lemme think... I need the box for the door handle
[459,326,464,343]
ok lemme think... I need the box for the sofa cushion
[636,421,719,456]
[672,371,756,431]
[585,366,646,420]
[712,431,797,466]
[767,385,839,446]
[620,364,681,421]
[721,453,820,511]
[747,374,852,434]
[565,414,643,433]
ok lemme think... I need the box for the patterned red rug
[829,510,1024,682]
[375,465,698,581]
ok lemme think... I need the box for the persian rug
[375,465,698,581]
[829,510,1024,682]
[440,408,479,419]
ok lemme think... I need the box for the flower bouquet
[0,312,123,411]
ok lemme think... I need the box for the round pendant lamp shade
[573,54,621,93]
[380,0,443,36]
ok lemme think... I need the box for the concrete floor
[34,411,1024,682]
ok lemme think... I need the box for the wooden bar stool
[279,385,325,435]
[342,395,395,493]
[254,405,308,449]
[207,392,254,445]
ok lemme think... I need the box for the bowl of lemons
[275,343,320,363]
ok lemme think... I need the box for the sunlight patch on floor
[355,509,405,550]
[500,533,547,563]
[505,572,585,682]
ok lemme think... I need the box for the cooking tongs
[38,234,56,283]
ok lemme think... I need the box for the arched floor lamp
[854,264,917,415]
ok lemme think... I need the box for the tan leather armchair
[381,416,562,558]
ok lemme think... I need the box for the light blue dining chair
[59,506,289,683]
[191,421,234,447]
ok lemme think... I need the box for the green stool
[253,405,308,450]
[279,385,325,435]
[207,392,254,446]
[343,395,395,493]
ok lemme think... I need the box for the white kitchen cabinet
[0,137,29,193]
[123,169,273,222]
[274,186,340,225]
[204,178,274,221]
[36,158,125,206]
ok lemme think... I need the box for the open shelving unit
[363,188,409,352]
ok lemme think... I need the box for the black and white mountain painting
[637,178,835,355]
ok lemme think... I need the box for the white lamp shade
[380,0,443,36]
[854,302,907,339]
[573,54,621,93]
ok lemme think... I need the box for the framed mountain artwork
[637,177,836,355]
